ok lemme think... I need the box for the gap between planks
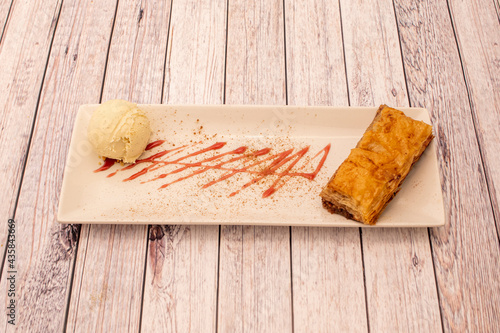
[0,0,14,44]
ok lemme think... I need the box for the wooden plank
[217,1,292,332]
[0,0,61,260]
[340,0,443,331]
[394,0,500,331]
[285,0,348,106]
[140,0,227,331]
[65,0,171,330]
[0,0,116,331]
[448,0,500,234]
[223,0,286,104]
[67,226,148,332]
[0,0,13,40]
[290,228,366,332]
[284,0,367,331]
[341,0,408,106]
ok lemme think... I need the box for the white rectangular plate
[58,104,445,227]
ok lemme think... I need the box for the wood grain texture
[65,0,171,331]
[219,226,292,333]
[342,0,408,107]
[361,229,441,331]
[394,0,500,331]
[340,0,442,331]
[284,0,367,331]
[0,0,116,331]
[217,0,292,332]
[291,228,366,332]
[0,0,61,261]
[0,0,12,41]
[140,0,227,331]
[223,0,286,104]
[68,225,148,332]
[285,0,348,106]
[448,0,500,235]
[143,225,221,332]
[162,0,226,104]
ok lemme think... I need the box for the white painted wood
[217,0,292,332]
[340,0,442,331]
[162,0,226,105]
[142,225,221,332]
[66,0,171,331]
[284,0,367,331]
[0,0,61,262]
[285,0,348,106]
[448,0,500,235]
[218,226,292,332]
[342,0,408,107]
[291,227,366,332]
[361,229,442,331]
[103,0,171,104]
[394,0,500,331]
[0,0,115,331]
[0,0,12,39]
[141,0,227,331]
[68,225,148,332]
[223,0,286,105]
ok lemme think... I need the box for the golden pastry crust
[320,105,434,225]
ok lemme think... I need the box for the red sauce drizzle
[103,145,188,178]
[94,141,331,198]
[145,140,166,151]
[157,146,248,188]
[94,158,116,172]
[94,140,166,175]
[124,142,225,181]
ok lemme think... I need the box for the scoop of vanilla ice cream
[87,100,151,163]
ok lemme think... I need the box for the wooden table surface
[1,0,499,331]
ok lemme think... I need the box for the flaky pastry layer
[320,105,434,225]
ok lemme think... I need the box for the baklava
[320,105,434,225]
